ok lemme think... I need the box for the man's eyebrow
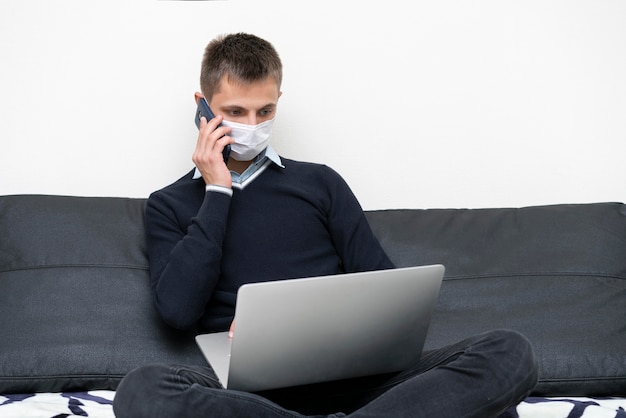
[257,102,277,109]
[222,105,244,111]
[223,103,276,111]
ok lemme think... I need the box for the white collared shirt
[193,145,285,195]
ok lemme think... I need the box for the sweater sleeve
[321,166,395,272]
[145,190,231,330]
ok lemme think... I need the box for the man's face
[209,77,281,126]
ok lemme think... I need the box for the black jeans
[113,329,538,418]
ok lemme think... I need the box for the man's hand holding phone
[192,103,235,189]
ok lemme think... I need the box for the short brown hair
[200,33,283,100]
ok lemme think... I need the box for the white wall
[1,0,624,210]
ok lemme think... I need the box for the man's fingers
[228,320,235,339]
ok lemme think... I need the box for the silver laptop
[195,264,444,392]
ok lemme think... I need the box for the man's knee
[489,329,535,362]
[113,364,171,418]
[484,329,538,388]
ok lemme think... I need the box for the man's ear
[194,92,203,105]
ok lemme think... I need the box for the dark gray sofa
[1,194,624,397]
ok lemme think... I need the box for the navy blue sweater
[145,158,394,332]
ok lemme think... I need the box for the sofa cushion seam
[0,264,149,274]
[443,272,626,281]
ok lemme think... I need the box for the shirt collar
[192,145,284,180]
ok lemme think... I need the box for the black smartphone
[195,98,230,163]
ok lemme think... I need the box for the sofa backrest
[366,203,626,396]
[1,195,624,396]
[0,195,206,393]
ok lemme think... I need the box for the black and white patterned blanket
[0,391,114,418]
[0,392,624,417]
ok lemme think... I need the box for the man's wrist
[205,184,233,197]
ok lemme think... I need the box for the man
[113,32,537,417]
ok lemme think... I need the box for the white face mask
[220,119,274,161]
